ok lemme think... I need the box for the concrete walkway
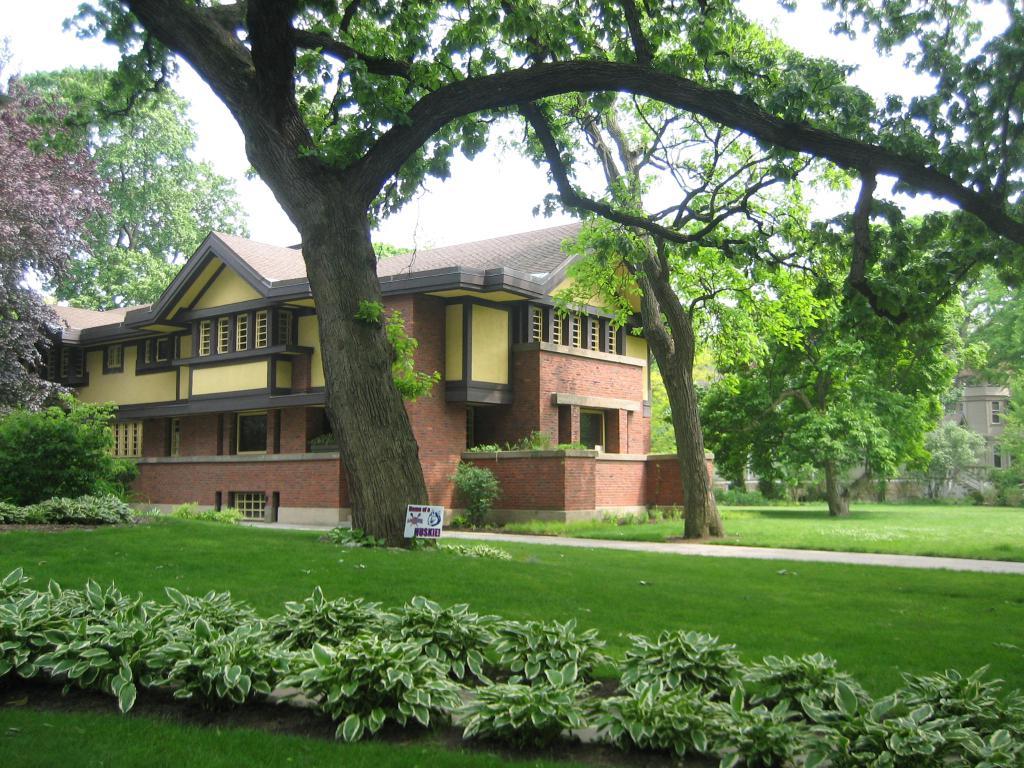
[250,522,1024,575]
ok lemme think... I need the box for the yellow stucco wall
[168,259,223,318]
[191,360,267,396]
[191,267,261,310]
[297,315,325,388]
[179,365,190,399]
[77,346,177,405]
[179,334,192,358]
[470,305,508,384]
[625,335,648,400]
[445,304,463,381]
[276,359,292,389]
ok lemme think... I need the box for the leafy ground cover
[501,503,1024,562]
[1,519,1021,695]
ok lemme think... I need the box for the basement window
[232,491,266,521]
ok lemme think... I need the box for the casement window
[605,324,617,354]
[45,347,58,381]
[277,309,293,346]
[155,337,170,362]
[112,421,143,458]
[237,411,268,454]
[105,344,123,372]
[169,418,181,457]
[231,491,267,521]
[217,316,230,354]
[235,313,249,351]
[570,315,583,348]
[551,315,564,346]
[589,318,600,351]
[580,409,606,450]
[61,347,70,378]
[530,307,544,342]
[992,401,1004,425]
[255,310,269,349]
[142,339,153,365]
[198,320,212,356]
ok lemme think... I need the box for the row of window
[197,309,292,357]
[41,346,85,382]
[520,305,621,355]
[111,412,272,459]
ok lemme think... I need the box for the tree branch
[292,29,413,79]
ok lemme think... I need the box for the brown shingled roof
[216,222,582,285]
[52,304,143,331]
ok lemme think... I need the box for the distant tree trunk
[635,254,723,539]
[301,204,429,546]
[823,460,850,517]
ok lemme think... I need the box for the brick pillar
[570,405,581,444]
[268,409,281,454]
[605,410,629,454]
[221,414,233,455]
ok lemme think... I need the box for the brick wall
[142,418,168,458]
[180,413,221,456]
[594,458,647,507]
[399,295,467,507]
[133,456,347,510]
[466,453,595,511]
[645,454,715,507]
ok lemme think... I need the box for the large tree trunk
[301,206,429,546]
[635,265,723,539]
[823,460,850,517]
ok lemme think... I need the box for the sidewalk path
[251,523,1024,575]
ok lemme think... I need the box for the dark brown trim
[114,390,327,420]
[175,296,278,322]
[178,344,312,368]
[101,343,125,375]
[445,381,514,405]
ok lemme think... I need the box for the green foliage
[158,586,259,635]
[439,543,512,561]
[325,527,386,548]
[385,310,440,401]
[916,422,987,500]
[717,692,809,768]
[169,503,242,524]
[265,587,391,650]
[451,462,500,527]
[620,630,742,699]
[493,618,607,682]
[896,667,1024,737]
[0,495,133,526]
[458,661,589,747]
[146,619,286,708]
[23,69,247,309]
[353,300,385,325]
[386,596,499,683]
[283,637,461,741]
[0,397,135,505]
[714,487,772,506]
[745,653,870,718]
[593,682,719,758]
[994,377,1024,506]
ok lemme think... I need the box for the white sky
[3,1,1008,250]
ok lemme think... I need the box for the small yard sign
[404,504,445,539]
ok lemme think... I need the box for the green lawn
[2,519,1022,696]
[0,707,580,768]
[502,503,1024,561]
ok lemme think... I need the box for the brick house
[48,224,701,524]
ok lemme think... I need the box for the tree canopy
[22,68,248,309]
[73,0,1024,542]
[0,72,105,411]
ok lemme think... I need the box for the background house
[47,225,701,524]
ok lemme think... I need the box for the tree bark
[301,205,429,546]
[824,460,850,517]
[635,265,724,539]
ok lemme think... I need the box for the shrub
[157,587,259,634]
[620,630,743,699]
[265,587,391,649]
[0,501,45,524]
[170,503,243,524]
[385,596,500,683]
[0,397,136,505]
[452,462,500,527]
[459,662,589,747]
[715,690,810,768]
[594,681,721,758]
[745,653,870,718]
[440,543,512,561]
[283,637,461,741]
[714,487,769,506]
[324,526,386,547]
[29,495,134,525]
[146,619,287,708]
[493,618,607,682]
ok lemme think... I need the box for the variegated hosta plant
[459,661,590,747]
[493,618,607,682]
[282,636,462,742]
[620,630,742,699]
[264,586,392,650]
[385,596,500,683]
[145,618,288,707]
[744,653,870,718]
